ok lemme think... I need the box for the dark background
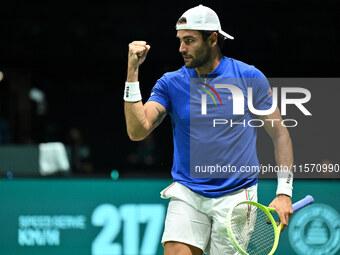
[0,0,339,177]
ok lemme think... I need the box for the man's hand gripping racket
[226,195,314,255]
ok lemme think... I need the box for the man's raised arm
[124,41,167,141]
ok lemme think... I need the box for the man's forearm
[273,133,293,170]
[272,133,294,197]
[124,56,149,140]
[127,66,138,82]
[124,69,150,140]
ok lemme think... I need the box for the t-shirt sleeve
[251,67,273,111]
[147,74,171,112]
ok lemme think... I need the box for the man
[124,5,293,255]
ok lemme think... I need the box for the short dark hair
[176,17,225,50]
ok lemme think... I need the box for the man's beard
[183,46,211,69]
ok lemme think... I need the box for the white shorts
[160,182,258,255]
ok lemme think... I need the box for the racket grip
[292,195,314,212]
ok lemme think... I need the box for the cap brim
[219,30,234,40]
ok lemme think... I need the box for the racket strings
[249,212,275,254]
[230,204,276,255]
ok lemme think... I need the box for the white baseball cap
[176,4,234,40]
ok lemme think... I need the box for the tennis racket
[226,195,314,255]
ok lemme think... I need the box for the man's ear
[209,32,218,47]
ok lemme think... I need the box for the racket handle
[292,195,314,212]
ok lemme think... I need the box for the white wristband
[276,170,293,197]
[124,82,142,102]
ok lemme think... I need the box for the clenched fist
[128,41,151,69]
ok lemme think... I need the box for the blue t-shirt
[148,56,272,198]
